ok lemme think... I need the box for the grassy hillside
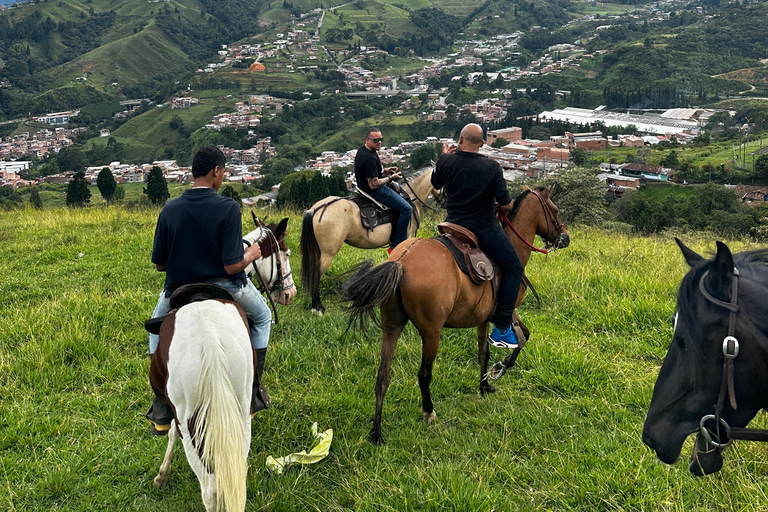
[2,205,768,510]
[46,21,194,90]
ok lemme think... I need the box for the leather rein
[697,267,768,449]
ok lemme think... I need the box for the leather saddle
[144,283,241,335]
[435,222,495,285]
[352,182,412,245]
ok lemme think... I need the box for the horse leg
[477,323,496,395]
[417,329,440,425]
[153,420,179,488]
[180,433,217,512]
[311,251,338,315]
[370,297,408,445]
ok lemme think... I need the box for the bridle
[400,171,434,211]
[243,214,293,324]
[500,190,567,254]
[697,267,768,450]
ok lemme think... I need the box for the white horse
[150,216,297,511]
[152,299,252,511]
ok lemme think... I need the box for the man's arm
[367,172,401,190]
[224,243,262,275]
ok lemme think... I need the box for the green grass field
[2,203,768,510]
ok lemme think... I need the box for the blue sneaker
[489,326,519,349]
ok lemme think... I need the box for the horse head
[642,238,768,475]
[243,216,297,305]
[511,185,569,250]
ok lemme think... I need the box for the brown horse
[300,168,439,314]
[344,186,570,444]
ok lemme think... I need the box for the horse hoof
[311,308,324,316]
[480,384,496,395]
[368,431,384,445]
[423,410,437,424]
[153,476,167,488]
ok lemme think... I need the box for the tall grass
[1,206,767,511]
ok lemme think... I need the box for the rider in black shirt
[354,127,412,253]
[432,124,523,348]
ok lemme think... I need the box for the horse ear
[275,217,289,238]
[675,237,703,267]
[251,210,263,228]
[707,241,735,299]
[522,184,531,191]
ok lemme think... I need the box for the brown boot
[251,347,271,417]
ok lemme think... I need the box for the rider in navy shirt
[146,146,272,435]
[432,124,524,348]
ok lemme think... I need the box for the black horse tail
[300,209,320,296]
[343,260,404,331]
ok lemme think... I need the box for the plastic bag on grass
[266,422,333,475]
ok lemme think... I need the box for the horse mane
[507,186,548,222]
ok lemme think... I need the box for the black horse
[643,238,768,475]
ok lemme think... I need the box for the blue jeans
[475,224,523,331]
[149,278,272,354]
[370,185,413,247]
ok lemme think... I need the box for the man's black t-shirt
[431,150,512,231]
[354,145,382,194]
[152,188,246,295]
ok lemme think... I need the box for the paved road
[0,118,23,125]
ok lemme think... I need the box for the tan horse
[300,168,439,314]
[343,186,570,444]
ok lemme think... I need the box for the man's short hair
[365,127,381,139]
[192,146,226,178]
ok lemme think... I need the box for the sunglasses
[369,137,383,143]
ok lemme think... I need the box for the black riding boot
[145,393,174,436]
[251,347,271,416]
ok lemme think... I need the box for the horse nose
[557,233,570,249]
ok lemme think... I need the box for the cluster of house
[205,102,262,131]
[0,127,83,161]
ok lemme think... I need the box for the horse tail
[300,209,321,296]
[343,260,404,331]
[193,334,247,512]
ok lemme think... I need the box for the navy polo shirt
[152,188,246,295]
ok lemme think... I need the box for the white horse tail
[193,336,247,512]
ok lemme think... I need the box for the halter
[499,190,567,254]
[243,216,293,324]
[697,267,768,450]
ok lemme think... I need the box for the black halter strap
[698,267,768,448]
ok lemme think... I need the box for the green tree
[571,147,587,166]
[661,150,679,169]
[409,144,436,170]
[539,167,607,225]
[29,187,43,209]
[66,171,91,207]
[57,146,87,173]
[755,154,768,181]
[113,185,126,202]
[220,184,242,206]
[96,168,117,204]
[144,166,170,205]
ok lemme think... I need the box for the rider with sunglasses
[354,127,412,253]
